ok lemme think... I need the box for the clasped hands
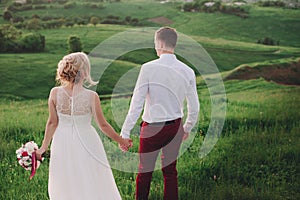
[118,132,188,152]
[119,138,133,152]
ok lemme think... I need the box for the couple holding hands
[36,27,199,200]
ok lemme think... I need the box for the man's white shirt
[121,54,200,139]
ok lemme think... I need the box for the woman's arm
[36,88,58,160]
[92,92,131,147]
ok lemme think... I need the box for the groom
[120,27,199,200]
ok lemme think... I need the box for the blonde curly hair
[56,52,98,87]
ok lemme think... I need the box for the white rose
[16,147,23,155]
[25,141,38,154]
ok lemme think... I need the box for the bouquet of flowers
[16,141,43,180]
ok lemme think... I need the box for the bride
[36,52,132,199]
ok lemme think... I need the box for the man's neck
[159,50,174,57]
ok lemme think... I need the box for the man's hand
[182,132,189,141]
[119,138,133,152]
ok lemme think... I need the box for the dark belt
[144,119,178,126]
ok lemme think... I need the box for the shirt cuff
[120,131,130,139]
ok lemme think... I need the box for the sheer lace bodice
[56,87,92,116]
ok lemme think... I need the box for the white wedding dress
[48,86,121,200]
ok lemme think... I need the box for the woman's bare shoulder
[48,86,62,101]
[50,86,61,92]
[86,89,98,96]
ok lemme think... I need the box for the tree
[20,32,45,52]
[68,35,82,53]
[3,9,13,21]
[0,25,22,52]
[90,17,99,26]
[0,24,22,40]
[26,18,42,30]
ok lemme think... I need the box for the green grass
[0,1,300,199]
[0,79,299,199]
[0,23,299,99]
[176,6,300,47]
[0,53,58,100]
[38,25,127,54]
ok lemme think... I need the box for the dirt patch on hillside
[148,16,173,25]
[225,59,300,86]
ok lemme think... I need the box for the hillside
[0,1,299,99]
[1,1,300,46]
[224,57,300,85]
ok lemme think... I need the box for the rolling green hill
[0,0,300,99]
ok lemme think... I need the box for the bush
[14,22,25,29]
[76,17,89,25]
[26,18,42,30]
[41,16,54,21]
[125,16,131,23]
[182,2,194,12]
[43,19,64,29]
[101,15,126,25]
[257,37,277,46]
[130,18,139,26]
[257,0,285,8]
[182,1,248,18]
[107,15,120,20]
[85,3,104,9]
[68,35,82,53]
[90,16,100,26]
[3,9,13,21]
[0,24,22,40]
[219,4,249,18]
[64,2,76,9]
[101,19,125,25]
[19,5,33,11]
[19,32,45,52]
[65,21,75,27]
[0,25,45,53]
[12,15,24,23]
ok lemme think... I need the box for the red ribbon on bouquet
[29,151,38,180]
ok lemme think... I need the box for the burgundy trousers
[136,118,184,200]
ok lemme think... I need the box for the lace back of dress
[56,87,91,116]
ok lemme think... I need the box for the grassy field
[0,0,300,199]
[0,79,299,199]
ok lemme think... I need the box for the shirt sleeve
[121,66,148,138]
[183,74,200,133]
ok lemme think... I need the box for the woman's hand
[119,138,133,152]
[35,147,46,161]
[182,132,189,141]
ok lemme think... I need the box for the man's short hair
[155,27,178,50]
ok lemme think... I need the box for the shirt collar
[159,54,176,60]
